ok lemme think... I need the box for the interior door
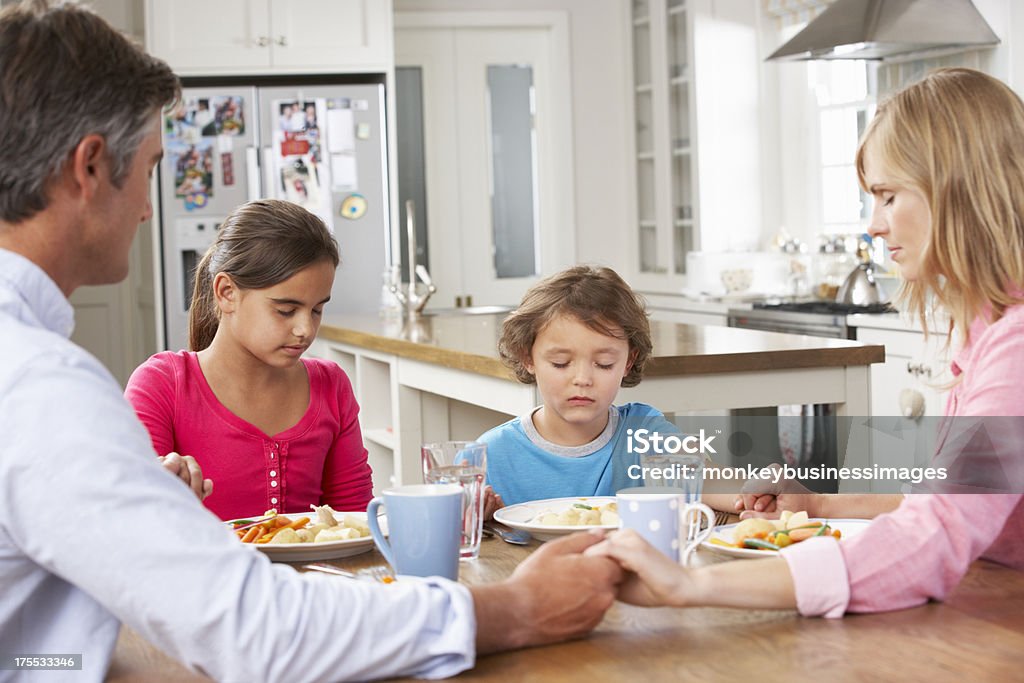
[395,22,573,308]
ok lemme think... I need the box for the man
[0,3,621,681]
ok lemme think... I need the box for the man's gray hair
[0,1,179,222]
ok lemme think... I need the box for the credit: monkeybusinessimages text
[627,463,949,485]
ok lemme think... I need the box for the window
[809,60,876,236]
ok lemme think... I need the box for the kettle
[836,234,885,305]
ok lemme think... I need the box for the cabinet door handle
[275,35,287,47]
[255,36,270,47]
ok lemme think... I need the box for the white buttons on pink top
[271,481,278,488]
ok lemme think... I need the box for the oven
[725,301,892,488]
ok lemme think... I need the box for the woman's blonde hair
[188,199,339,351]
[498,265,652,387]
[856,67,1024,340]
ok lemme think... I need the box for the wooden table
[109,535,1024,681]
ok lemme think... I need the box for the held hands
[733,463,823,519]
[585,529,693,607]
[159,452,213,501]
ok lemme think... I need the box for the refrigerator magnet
[340,194,367,220]
[356,122,371,140]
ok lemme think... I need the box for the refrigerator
[156,78,390,351]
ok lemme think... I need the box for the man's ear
[66,134,108,200]
[212,272,238,314]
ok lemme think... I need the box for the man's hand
[159,452,213,501]
[471,530,622,653]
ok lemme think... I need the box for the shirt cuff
[780,537,851,618]
[408,577,477,679]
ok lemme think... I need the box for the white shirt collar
[0,248,74,338]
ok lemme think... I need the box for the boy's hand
[482,485,504,521]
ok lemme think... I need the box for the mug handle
[678,503,715,568]
[366,497,395,569]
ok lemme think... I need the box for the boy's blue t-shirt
[479,402,680,505]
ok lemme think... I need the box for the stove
[726,301,894,339]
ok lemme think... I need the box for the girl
[479,265,689,507]
[126,199,373,520]
[590,68,1024,616]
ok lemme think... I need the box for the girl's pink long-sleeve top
[781,306,1024,617]
[125,351,373,520]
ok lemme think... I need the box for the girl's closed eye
[551,361,570,369]
[595,362,615,370]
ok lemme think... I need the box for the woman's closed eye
[276,308,296,317]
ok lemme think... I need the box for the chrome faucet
[390,199,436,316]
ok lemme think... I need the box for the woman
[589,68,1024,616]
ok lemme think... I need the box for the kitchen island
[309,313,883,490]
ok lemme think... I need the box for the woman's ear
[212,272,238,314]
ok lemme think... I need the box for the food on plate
[229,504,371,545]
[532,500,619,527]
[715,510,842,552]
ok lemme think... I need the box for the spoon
[484,523,531,545]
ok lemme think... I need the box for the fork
[302,563,396,583]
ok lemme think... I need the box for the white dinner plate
[493,496,618,542]
[700,518,869,560]
[228,511,386,563]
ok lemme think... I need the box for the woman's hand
[585,529,693,607]
[482,485,504,521]
[159,452,213,501]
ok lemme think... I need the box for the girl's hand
[482,485,504,521]
[584,529,692,607]
[160,452,214,501]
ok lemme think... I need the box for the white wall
[394,0,633,273]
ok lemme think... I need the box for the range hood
[767,0,999,61]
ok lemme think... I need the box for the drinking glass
[421,441,487,560]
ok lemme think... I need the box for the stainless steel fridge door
[158,85,259,351]
[257,83,389,317]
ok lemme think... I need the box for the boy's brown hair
[499,265,652,387]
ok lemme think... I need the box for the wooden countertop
[109,536,1024,682]
[318,313,884,381]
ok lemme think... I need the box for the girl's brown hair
[499,265,652,387]
[856,68,1024,340]
[188,199,339,351]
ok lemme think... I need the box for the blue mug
[617,487,714,567]
[367,484,463,581]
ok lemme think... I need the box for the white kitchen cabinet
[146,0,393,75]
[649,307,727,327]
[627,0,762,294]
[855,325,951,418]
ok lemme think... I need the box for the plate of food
[227,505,386,562]
[701,510,869,560]
[493,497,620,542]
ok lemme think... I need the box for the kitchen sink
[419,305,515,317]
